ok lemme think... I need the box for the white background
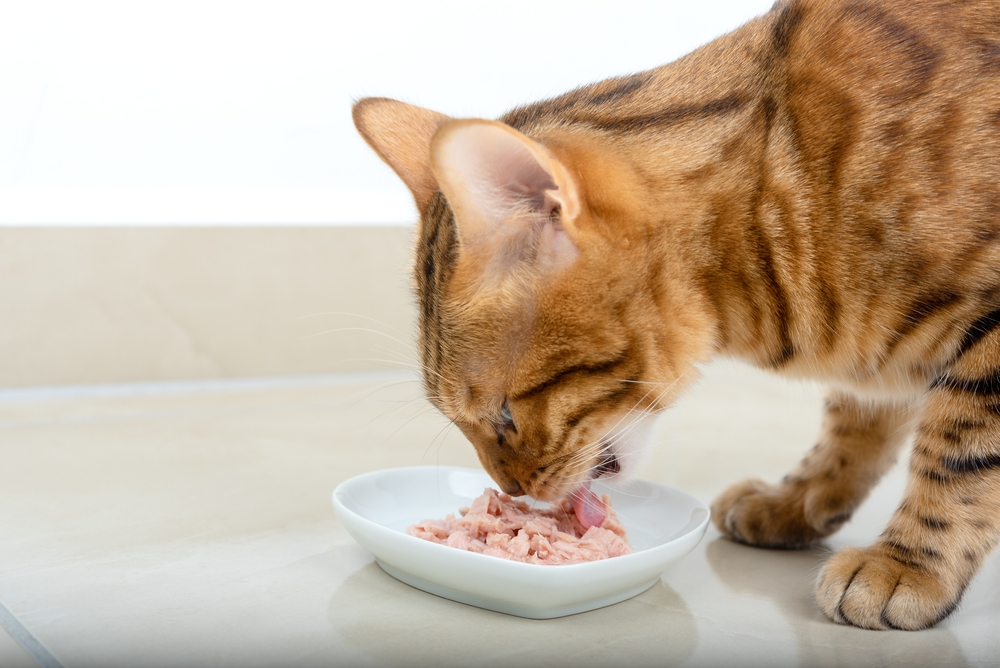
[0,0,775,224]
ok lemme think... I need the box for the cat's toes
[816,546,961,630]
[711,478,820,549]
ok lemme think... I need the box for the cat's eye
[493,402,516,435]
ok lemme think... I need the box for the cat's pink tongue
[570,482,606,528]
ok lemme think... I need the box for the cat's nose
[502,480,523,496]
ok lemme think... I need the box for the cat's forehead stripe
[510,351,631,401]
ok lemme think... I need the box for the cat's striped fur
[353,0,1000,630]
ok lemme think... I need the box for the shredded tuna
[407,488,632,564]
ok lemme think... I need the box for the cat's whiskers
[300,325,414,348]
[528,382,664,482]
[370,391,445,422]
[341,377,424,411]
[382,405,443,444]
[356,391,437,435]
[559,372,687,483]
[591,374,684,447]
[297,310,411,338]
[578,381,665,449]
[333,347,456,390]
[421,417,458,465]
[369,343,451,383]
[296,309,448,382]
[611,378,673,385]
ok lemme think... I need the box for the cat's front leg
[712,392,913,548]
[817,345,1000,629]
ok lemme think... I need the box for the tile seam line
[0,370,417,403]
[0,596,65,668]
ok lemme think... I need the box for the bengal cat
[352,0,1000,629]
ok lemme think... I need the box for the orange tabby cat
[353,0,1000,630]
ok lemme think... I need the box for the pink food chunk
[407,488,632,564]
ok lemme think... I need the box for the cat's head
[353,98,710,500]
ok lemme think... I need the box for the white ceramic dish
[332,466,710,619]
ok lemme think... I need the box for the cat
[352,0,1000,630]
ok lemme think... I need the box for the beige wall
[0,226,420,388]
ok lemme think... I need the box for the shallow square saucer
[333,466,710,619]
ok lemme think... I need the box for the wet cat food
[407,487,631,564]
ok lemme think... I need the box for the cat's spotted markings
[353,0,1000,630]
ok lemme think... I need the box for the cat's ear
[352,98,450,215]
[430,119,581,270]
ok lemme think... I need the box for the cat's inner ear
[430,119,581,270]
[352,98,450,215]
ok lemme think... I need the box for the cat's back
[777,0,1000,173]
[498,0,1000,389]
[775,0,1000,280]
[772,0,1000,388]
[502,0,1000,129]
[500,0,1000,271]
[501,0,1000,223]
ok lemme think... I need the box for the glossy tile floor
[1,363,998,667]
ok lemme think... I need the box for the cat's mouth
[566,444,620,529]
[592,447,621,479]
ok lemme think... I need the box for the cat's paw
[816,546,961,630]
[711,478,845,549]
